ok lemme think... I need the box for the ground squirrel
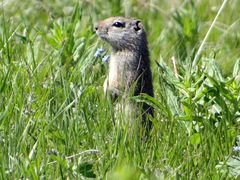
[95,17,154,130]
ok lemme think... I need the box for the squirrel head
[95,17,147,51]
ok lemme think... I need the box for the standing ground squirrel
[95,17,154,130]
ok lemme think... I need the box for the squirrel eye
[112,22,125,28]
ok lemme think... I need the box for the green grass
[0,0,240,179]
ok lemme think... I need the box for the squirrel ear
[133,20,143,32]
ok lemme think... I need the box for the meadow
[0,0,240,179]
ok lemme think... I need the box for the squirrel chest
[108,51,140,92]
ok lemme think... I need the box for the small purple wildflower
[102,55,110,63]
[94,48,105,58]
[98,48,104,53]
[94,51,101,58]
[233,146,240,152]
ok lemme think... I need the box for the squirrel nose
[94,22,99,31]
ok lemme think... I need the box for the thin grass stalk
[192,0,228,67]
